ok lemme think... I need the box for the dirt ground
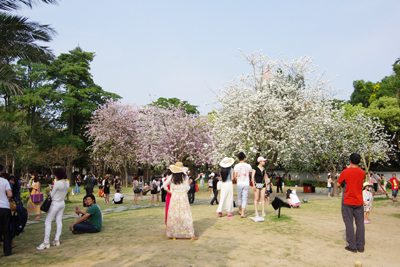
[2,186,399,267]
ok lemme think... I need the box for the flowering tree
[281,106,391,196]
[87,101,215,184]
[212,50,333,167]
[86,101,141,186]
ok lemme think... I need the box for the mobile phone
[346,159,350,166]
[76,206,79,211]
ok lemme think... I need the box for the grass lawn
[2,185,399,266]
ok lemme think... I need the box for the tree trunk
[124,159,128,188]
[5,154,7,173]
[66,158,73,183]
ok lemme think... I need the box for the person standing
[233,152,252,218]
[210,174,219,205]
[164,170,172,225]
[208,173,214,197]
[103,175,111,204]
[163,162,197,240]
[381,174,387,192]
[369,171,380,194]
[37,168,70,250]
[0,164,13,256]
[138,177,144,201]
[27,172,42,220]
[362,182,373,224]
[150,178,157,206]
[251,157,267,217]
[337,153,365,253]
[276,174,283,193]
[388,173,399,202]
[85,173,96,196]
[327,174,333,198]
[217,157,235,217]
[132,176,140,205]
[75,174,81,194]
[199,173,204,187]
[161,175,167,202]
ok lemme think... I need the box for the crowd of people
[1,152,400,255]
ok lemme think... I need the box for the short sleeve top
[253,166,266,184]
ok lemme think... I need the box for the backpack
[10,203,28,238]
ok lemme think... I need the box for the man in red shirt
[388,173,399,202]
[337,153,365,253]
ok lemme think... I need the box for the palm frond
[0,0,59,12]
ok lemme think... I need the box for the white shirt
[0,178,11,209]
[234,162,253,185]
[51,180,70,202]
[289,192,300,205]
[114,192,123,202]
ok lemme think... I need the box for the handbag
[217,181,222,190]
[40,194,52,212]
[9,199,17,212]
[195,184,199,192]
[134,188,141,193]
[31,187,44,203]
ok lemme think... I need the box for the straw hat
[220,157,235,168]
[363,182,372,189]
[168,162,188,173]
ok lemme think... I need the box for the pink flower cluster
[86,101,215,169]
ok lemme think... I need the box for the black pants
[161,189,167,202]
[342,204,365,251]
[276,184,283,193]
[210,189,219,205]
[373,183,378,192]
[114,199,123,204]
[86,187,93,196]
[188,189,195,204]
[0,208,12,256]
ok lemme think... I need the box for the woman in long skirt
[217,157,235,217]
[163,162,197,240]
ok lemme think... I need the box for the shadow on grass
[193,217,218,237]
[269,214,292,222]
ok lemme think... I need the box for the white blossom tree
[212,50,333,167]
[281,105,391,196]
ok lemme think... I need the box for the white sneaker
[37,243,50,250]
[211,194,214,198]
[255,212,259,217]
[51,241,60,246]
[262,212,266,217]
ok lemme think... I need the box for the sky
[17,0,400,115]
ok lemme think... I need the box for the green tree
[48,46,121,136]
[151,97,199,115]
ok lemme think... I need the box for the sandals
[37,243,50,250]
[241,215,247,218]
[190,236,198,241]
[218,212,223,217]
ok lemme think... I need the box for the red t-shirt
[388,177,399,190]
[337,167,365,206]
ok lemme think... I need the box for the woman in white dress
[217,157,235,217]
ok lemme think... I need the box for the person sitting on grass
[362,182,373,224]
[113,189,124,204]
[286,189,300,208]
[70,194,102,234]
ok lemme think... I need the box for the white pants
[44,201,65,243]
[237,184,250,209]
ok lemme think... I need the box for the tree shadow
[193,217,218,237]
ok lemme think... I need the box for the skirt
[217,181,234,213]
[165,191,195,239]
[26,196,43,216]
[165,185,171,225]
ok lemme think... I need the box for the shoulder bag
[40,194,52,212]
[31,185,44,203]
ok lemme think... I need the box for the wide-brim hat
[169,162,188,174]
[363,182,372,189]
[220,157,235,168]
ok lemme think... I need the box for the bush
[21,192,30,203]
[43,186,72,200]
[301,180,327,188]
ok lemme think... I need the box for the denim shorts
[392,189,398,197]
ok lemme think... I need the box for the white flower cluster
[212,50,391,175]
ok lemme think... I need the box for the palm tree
[0,0,59,12]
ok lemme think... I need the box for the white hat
[209,172,215,177]
[220,157,235,168]
[168,162,188,174]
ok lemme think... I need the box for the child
[363,182,373,224]
[286,189,300,208]
[208,173,214,197]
